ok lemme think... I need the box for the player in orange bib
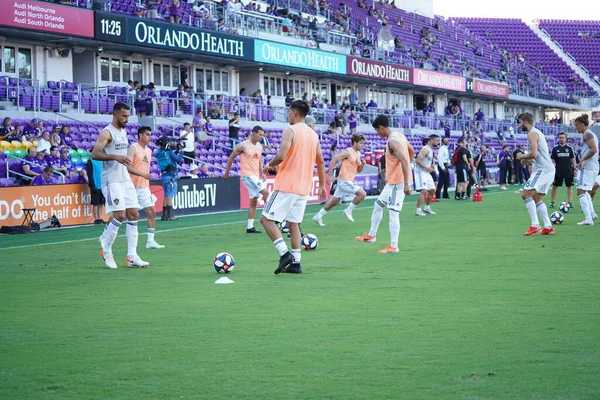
[313,133,367,226]
[127,126,165,249]
[223,125,270,233]
[356,115,414,253]
[260,100,327,274]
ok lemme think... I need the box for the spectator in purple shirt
[60,125,77,149]
[31,167,55,186]
[169,0,181,24]
[204,116,214,138]
[347,110,358,134]
[22,147,42,178]
[474,108,485,121]
[367,99,378,108]
[23,119,39,140]
[47,146,63,172]
[310,94,319,108]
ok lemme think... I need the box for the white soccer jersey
[530,127,554,172]
[581,130,599,169]
[102,124,131,184]
[415,145,434,171]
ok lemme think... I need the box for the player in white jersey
[515,112,556,236]
[414,135,439,216]
[91,102,148,268]
[574,114,599,225]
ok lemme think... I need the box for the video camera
[156,135,185,151]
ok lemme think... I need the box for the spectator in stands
[285,92,293,107]
[180,122,195,165]
[0,117,12,140]
[22,147,42,179]
[305,116,316,130]
[135,7,146,18]
[347,110,358,135]
[218,18,238,34]
[156,136,183,221]
[349,87,358,110]
[169,0,182,24]
[192,111,206,145]
[350,44,360,56]
[60,125,77,149]
[31,166,54,186]
[311,94,319,108]
[326,123,337,136]
[204,115,214,140]
[22,119,38,140]
[47,146,63,174]
[149,86,164,116]
[228,112,241,154]
[146,0,160,19]
[367,99,377,108]
[50,132,62,149]
[282,16,293,34]
[187,163,200,178]
[199,164,212,178]
[362,47,372,58]
[475,108,485,121]
[37,131,52,154]
[334,111,344,136]
[425,102,435,113]
[86,158,105,224]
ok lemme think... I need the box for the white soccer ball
[279,221,289,233]
[214,252,235,274]
[550,211,564,225]
[301,233,318,250]
[559,202,570,213]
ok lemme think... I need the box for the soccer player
[356,115,413,254]
[259,100,327,274]
[92,102,149,268]
[549,132,576,209]
[127,126,165,249]
[223,125,270,233]
[573,114,598,225]
[313,133,367,226]
[414,134,439,216]
[515,112,556,236]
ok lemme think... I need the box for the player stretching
[127,126,165,249]
[223,125,270,233]
[414,135,439,216]
[574,114,598,225]
[313,133,366,226]
[260,100,327,274]
[549,132,575,209]
[92,103,149,268]
[515,112,556,236]
[356,115,413,253]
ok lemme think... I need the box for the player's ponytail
[574,114,589,126]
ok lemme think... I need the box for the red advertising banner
[346,57,412,83]
[0,184,107,227]
[412,69,466,92]
[240,175,326,209]
[0,0,94,38]
[472,78,510,98]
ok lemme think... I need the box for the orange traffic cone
[473,186,483,202]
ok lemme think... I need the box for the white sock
[247,219,254,229]
[369,200,385,237]
[292,249,301,264]
[416,207,422,213]
[524,198,539,226]
[103,217,121,253]
[389,209,400,248]
[424,204,431,211]
[346,202,357,211]
[147,228,155,243]
[274,238,288,256]
[317,208,327,217]
[126,221,139,257]
[586,193,596,216]
[579,194,593,222]
[536,201,552,228]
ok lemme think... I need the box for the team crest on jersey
[113,198,120,205]
[143,155,149,162]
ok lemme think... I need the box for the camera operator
[156,136,184,221]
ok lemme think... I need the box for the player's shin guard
[369,200,385,237]
[524,197,539,226]
[536,201,552,228]
[126,221,139,257]
[273,238,288,256]
[579,194,593,222]
[389,209,400,248]
[103,217,121,253]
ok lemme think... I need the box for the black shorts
[90,188,105,206]
[477,168,488,180]
[430,170,438,182]
[553,175,574,187]
[456,167,468,183]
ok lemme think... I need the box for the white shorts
[376,183,406,211]
[577,166,600,191]
[333,179,360,198]
[195,131,207,142]
[136,187,157,210]
[414,169,435,191]
[524,169,554,195]
[596,174,600,186]
[102,180,139,214]
[262,190,308,223]
[242,176,265,199]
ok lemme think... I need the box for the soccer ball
[301,233,318,250]
[214,252,235,273]
[559,202,570,213]
[550,211,564,225]
[279,221,289,233]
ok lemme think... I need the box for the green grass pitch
[1,188,599,399]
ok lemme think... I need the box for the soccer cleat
[312,214,326,227]
[593,213,598,221]
[415,209,426,216]
[355,233,376,244]
[100,250,117,269]
[568,202,573,209]
[274,251,294,274]
[146,241,165,249]
[424,208,436,215]
[246,227,262,233]
[549,202,555,208]
[523,226,542,236]
[343,209,355,222]
[577,220,594,226]
[126,255,149,268]
[539,227,555,235]
[377,245,399,254]
[283,263,302,274]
